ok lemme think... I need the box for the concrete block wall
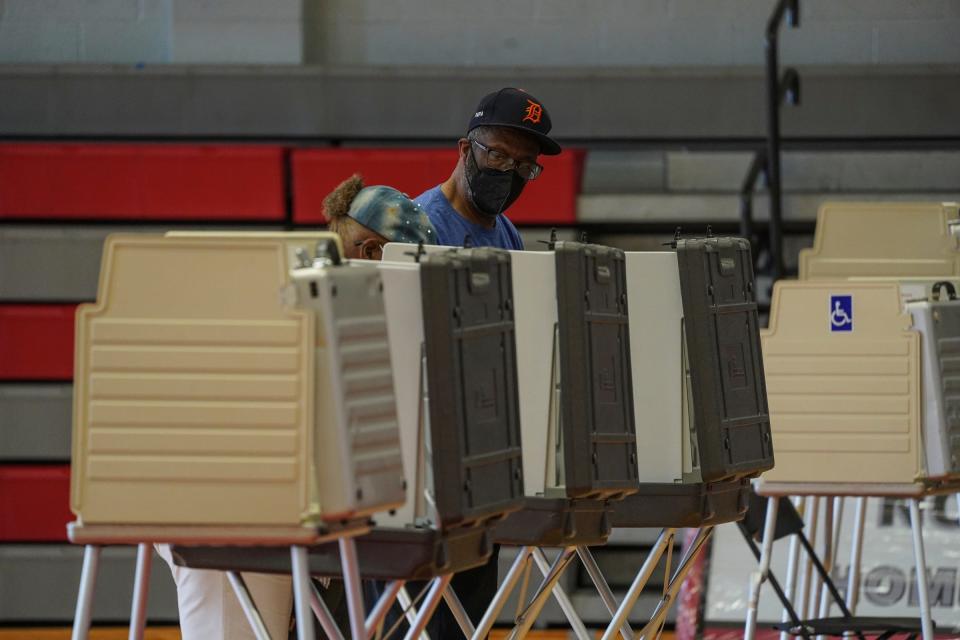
[2,0,959,66]
[308,0,960,66]
[0,0,301,64]
[578,150,960,223]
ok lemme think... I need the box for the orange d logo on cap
[522,99,543,124]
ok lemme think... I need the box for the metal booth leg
[797,496,820,621]
[365,580,404,639]
[600,528,675,640]
[291,546,316,640]
[402,575,452,640]
[441,586,477,638]
[578,544,638,640]
[397,586,431,640]
[338,537,367,640]
[530,548,591,640]
[635,527,713,640]
[745,496,779,640]
[72,545,103,640]
[846,497,867,615]
[227,571,271,640]
[510,546,578,639]
[909,499,935,640]
[128,543,153,640]
[309,580,345,640]
[473,546,533,640]
[780,497,803,640]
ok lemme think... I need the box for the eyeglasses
[470,140,543,181]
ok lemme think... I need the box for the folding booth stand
[69,233,407,640]
[173,246,526,640]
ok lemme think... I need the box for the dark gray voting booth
[494,241,639,547]
[460,241,640,640]
[613,236,772,530]
[419,248,526,528]
[555,242,639,499]
[676,236,773,483]
[577,236,772,640]
[173,247,525,639]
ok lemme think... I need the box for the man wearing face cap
[414,87,562,248]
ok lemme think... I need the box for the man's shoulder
[413,185,445,210]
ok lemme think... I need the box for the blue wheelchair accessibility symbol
[830,295,853,332]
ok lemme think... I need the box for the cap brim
[476,123,563,155]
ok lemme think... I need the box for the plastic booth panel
[554,241,639,497]
[907,281,960,479]
[676,237,773,482]
[761,282,922,484]
[71,232,403,530]
[376,248,524,530]
[799,201,960,281]
[287,254,406,522]
[625,252,685,484]
[419,248,525,527]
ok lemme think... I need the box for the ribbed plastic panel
[762,282,921,484]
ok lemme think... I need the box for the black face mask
[464,147,527,219]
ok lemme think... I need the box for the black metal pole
[765,9,785,282]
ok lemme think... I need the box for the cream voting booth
[173,245,527,639]
[746,203,960,640]
[69,232,406,640]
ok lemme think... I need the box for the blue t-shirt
[414,185,524,250]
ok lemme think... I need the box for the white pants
[156,543,292,640]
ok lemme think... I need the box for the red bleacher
[0,466,72,541]
[0,144,286,221]
[0,305,76,381]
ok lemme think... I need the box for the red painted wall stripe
[0,144,286,221]
[0,305,76,381]
[0,465,72,541]
[292,148,584,225]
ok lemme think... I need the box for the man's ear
[457,138,471,161]
[360,237,382,260]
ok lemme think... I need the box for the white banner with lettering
[706,496,960,632]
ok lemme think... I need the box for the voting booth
[795,201,960,482]
[799,201,960,280]
[379,241,639,638]
[761,281,922,485]
[70,232,407,640]
[746,205,960,640]
[570,237,771,640]
[174,246,527,639]
[615,237,772,528]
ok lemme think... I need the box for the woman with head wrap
[323,174,438,259]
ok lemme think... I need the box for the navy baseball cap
[468,88,562,156]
